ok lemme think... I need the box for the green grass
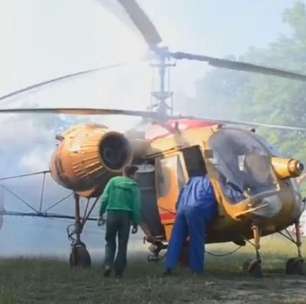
[1,237,306,303]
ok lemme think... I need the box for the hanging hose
[206,245,243,257]
[157,205,243,257]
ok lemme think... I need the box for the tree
[191,1,306,194]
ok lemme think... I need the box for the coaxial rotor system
[1,0,306,131]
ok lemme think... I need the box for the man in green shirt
[98,165,141,278]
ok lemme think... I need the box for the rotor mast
[151,48,176,116]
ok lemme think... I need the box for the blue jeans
[165,203,217,273]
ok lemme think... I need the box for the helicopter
[1,0,306,277]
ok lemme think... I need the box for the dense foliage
[188,2,306,193]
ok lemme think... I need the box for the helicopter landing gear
[69,242,91,267]
[147,240,160,262]
[280,221,304,275]
[146,239,168,262]
[243,258,262,277]
[243,224,263,278]
[286,257,304,275]
[67,193,96,268]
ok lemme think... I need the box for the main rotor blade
[0,107,160,119]
[173,114,306,132]
[116,0,162,48]
[1,107,304,132]
[170,52,306,81]
[0,63,126,103]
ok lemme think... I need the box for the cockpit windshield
[208,128,278,203]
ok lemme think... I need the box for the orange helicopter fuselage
[49,119,304,244]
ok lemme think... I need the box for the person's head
[123,165,138,179]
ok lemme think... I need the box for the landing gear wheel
[243,259,263,278]
[69,243,91,267]
[147,244,161,262]
[286,257,304,275]
[147,241,167,262]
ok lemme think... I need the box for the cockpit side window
[208,128,278,204]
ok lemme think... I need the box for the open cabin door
[156,153,187,240]
[137,146,207,241]
[156,146,207,241]
[136,165,164,237]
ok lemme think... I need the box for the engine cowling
[50,124,132,196]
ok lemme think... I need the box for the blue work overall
[165,176,218,273]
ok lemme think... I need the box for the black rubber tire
[69,243,91,268]
[286,258,304,275]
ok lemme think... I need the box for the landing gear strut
[243,224,263,278]
[67,193,99,267]
[280,221,304,275]
[146,237,168,262]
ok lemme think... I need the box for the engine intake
[99,132,131,171]
[50,124,132,195]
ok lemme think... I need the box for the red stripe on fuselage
[160,212,176,222]
[145,119,216,141]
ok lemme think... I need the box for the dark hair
[123,165,138,177]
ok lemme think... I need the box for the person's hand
[97,215,106,226]
[131,225,138,234]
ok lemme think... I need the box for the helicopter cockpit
[208,128,278,204]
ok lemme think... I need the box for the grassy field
[1,237,306,304]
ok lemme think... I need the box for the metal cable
[206,245,243,257]
[0,184,38,213]
[157,206,243,257]
[0,170,50,181]
[44,192,73,212]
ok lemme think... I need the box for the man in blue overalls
[165,174,218,274]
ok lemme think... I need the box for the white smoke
[0,0,297,259]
